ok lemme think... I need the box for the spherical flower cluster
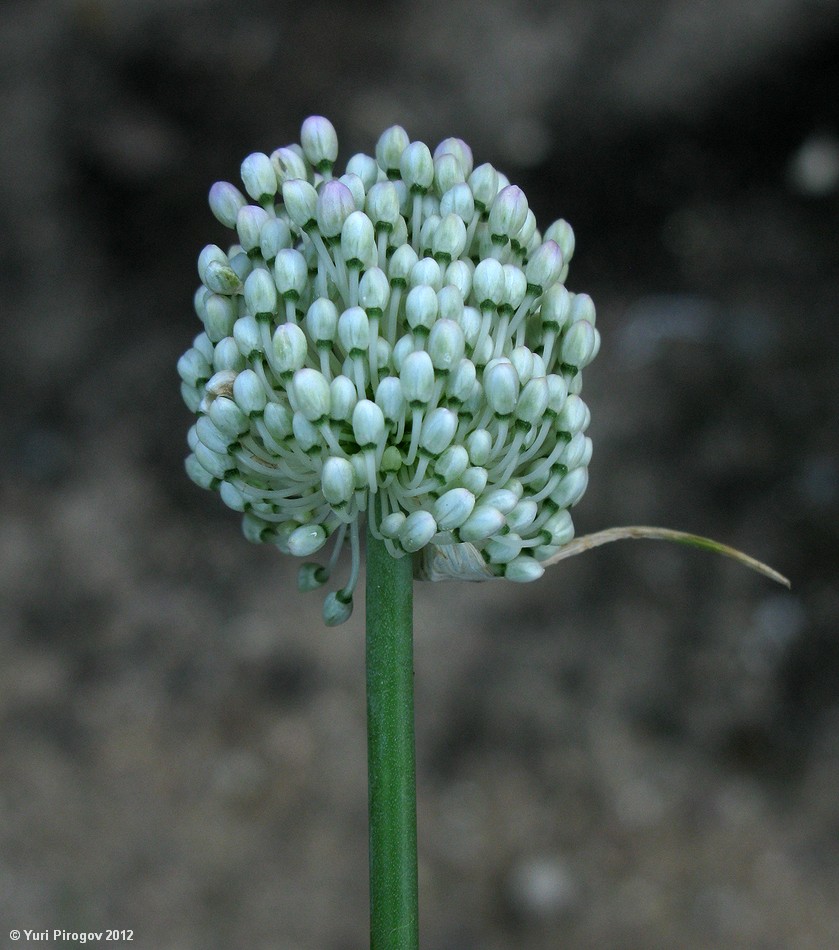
[179,116,600,623]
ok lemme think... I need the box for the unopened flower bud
[240,152,277,203]
[300,115,339,173]
[484,359,519,417]
[346,152,380,190]
[338,306,369,356]
[525,239,564,295]
[288,523,327,557]
[317,179,356,237]
[459,505,505,543]
[433,487,476,530]
[244,267,278,318]
[272,322,308,376]
[400,510,437,553]
[341,211,376,268]
[292,368,331,422]
[561,320,600,372]
[488,185,528,243]
[282,178,318,230]
[353,399,386,448]
[400,350,435,405]
[376,125,410,178]
[273,248,308,301]
[504,556,545,582]
[400,140,434,193]
[468,163,500,215]
[359,267,390,315]
[321,456,355,506]
[420,407,457,456]
[209,181,247,228]
[271,146,308,186]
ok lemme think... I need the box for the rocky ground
[1,1,838,947]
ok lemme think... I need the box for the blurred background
[2,0,838,947]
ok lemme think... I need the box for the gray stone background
[2,1,838,947]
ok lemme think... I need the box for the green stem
[365,523,418,950]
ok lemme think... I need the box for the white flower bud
[300,115,338,173]
[544,218,575,262]
[445,260,473,299]
[569,292,596,326]
[399,510,437,553]
[352,399,386,448]
[321,456,355,506]
[400,140,434,193]
[263,401,293,440]
[244,267,278,318]
[341,210,376,267]
[260,217,293,262]
[235,204,269,253]
[512,209,537,253]
[405,284,438,336]
[209,181,247,228]
[196,415,231,454]
[433,445,468,484]
[178,348,212,387]
[472,258,505,309]
[338,306,369,356]
[330,374,357,422]
[219,480,248,512]
[550,467,589,508]
[484,359,519,417]
[481,487,518,515]
[203,259,241,296]
[426,319,464,374]
[346,152,380,190]
[459,505,505,543]
[485,533,524,563]
[273,248,308,301]
[338,172,366,211]
[306,297,339,346]
[359,267,390,315]
[193,441,235,480]
[561,320,600,371]
[185,452,217,490]
[555,394,590,434]
[546,374,568,415]
[391,334,415,373]
[271,146,308,186]
[420,407,457,456]
[431,213,467,264]
[400,350,435,405]
[292,412,321,451]
[434,152,466,196]
[465,428,492,466]
[203,294,238,342]
[282,178,318,230]
[375,376,405,425]
[228,250,252,284]
[488,185,528,242]
[288,523,327,557]
[506,499,538,533]
[439,183,475,224]
[316,179,356,237]
[208,395,249,439]
[232,369,268,416]
[376,125,410,177]
[468,163,500,215]
[380,511,407,538]
[504,556,545,582]
[387,243,418,288]
[509,345,534,384]
[323,591,353,625]
[516,376,549,425]
[365,181,401,232]
[410,257,442,291]
[460,466,488,495]
[434,137,474,176]
[525,240,564,295]
[197,246,227,281]
[272,322,308,376]
[543,508,575,546]
[240,152,278,202]
[501,265,527,313]
[433,487,476,530]
[292,368,331,422]
[232,315,260,360]
[213,337,245,372]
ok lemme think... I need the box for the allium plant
[179,116,787,949]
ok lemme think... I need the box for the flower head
[180,116,600,623]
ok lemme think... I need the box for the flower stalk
[365,524,418,950]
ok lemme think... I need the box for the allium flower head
[179,116,600,623]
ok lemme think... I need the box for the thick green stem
[365,524,418,950]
